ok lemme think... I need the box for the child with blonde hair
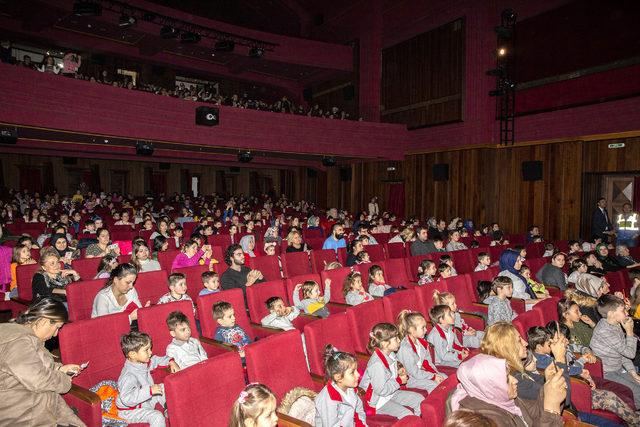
[433,290,484,348]
[396,310,446,392]
[343,271,373,306]
[359,323,424,418]
[229,383,278,427]
[427,305,469,367]
[293,279,331,318]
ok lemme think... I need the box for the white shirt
[91,286,142,318]
[166,337,208,369]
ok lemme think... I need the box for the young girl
[417,260,436,285]
[476,280,494,303]
[567,258,588,284]
[426,305,469,367]
[519,265,549,297]
[9,244,37,296]
[315,345,366,426]
[396,310,446,392]
[367,265,396,297]
[343,271,373,306]
[359,323,424,418]
[293,279,331,318]
[94,254,119,279]
[229,383,278,427]
[433,290,484,348]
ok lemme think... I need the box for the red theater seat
[172,264,209,302]
[157,250,179,272]
[311,249,337,273]
[364,243,386,262]
[281,251,312,277]
[320,267,352,304]
[66,278,108,322]
[135,270,170,305]
[420,374,458,426]
[346,299,386,354]
[382,258,413,288]
[383,289,425,322]
[71,257,102,281]
[16,262,42,301]
[512,310,544,339]
[384,242,406,259]
[248,255,282,281]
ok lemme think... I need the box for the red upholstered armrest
[460,312,485,331]
[469,302,489,315]
[63,384,102,427]
[250,322,286,339]
[569,377,593,413]
[546,285,563,298]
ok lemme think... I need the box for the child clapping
[261,296,300,331]
[293,279,331,318]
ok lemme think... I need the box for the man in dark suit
[591,197,614,243]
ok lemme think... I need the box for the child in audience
[343,271,374,305]
[261,296,300,330]
[172,226,183,249]
[520,265,549,297]
[293,279,331,318]
[417,260,436,285]
[315,345,366,426]
[427,305,469,367]
[485,276,517,326]
[440,255,457,276]
[165,311,207,369]
[396,310,446,392]
[157,273,194,310]
[9,243,36,297]
[476,280,494,303]
[199,271,220,297]
[474,252,490,272]
[229,383,278,427]
[543,243,557,257]
[116,331,180,427]
[436,263,452,281]
[356,251,370,264]
[433,290,484,348]
[82,219,96,234]
[360,323,424,418]
[213,301,251,357]
[590,294,640,408]
[368,265,397,297]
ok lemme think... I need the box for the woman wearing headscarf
[49,233,79,269]
[567,273,614,324]
[240,234,257,263]
[451,353,565,427]
[498,249,540,308]
[595,244,624,272]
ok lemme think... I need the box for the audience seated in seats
[94,254,119,279]
[9,243,36,297]
[485,276,517,326]
[474,252,491,272]
[32,248,80,303]
[557,298,595,349]
[229,384,278,427]
[260,296,300,330]
[498,249,542,309]
[199,270,221,297]
[130,241,161,272]
[165,310,208,370]
[220,244,265,301]
[157,273,194,313]
[427,304,470,368]
[171,240,212,271]
[410,226,437,256]
[343,271,374,306]
[417,259,437,285]
[433,290,485,348]
[536,252,569,291]
[294,278,331,318]
[213,301,251,359]
[322,223,347,252]
[92,263,149,322]
[85,228,120,258]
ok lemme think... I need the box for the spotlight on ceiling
[238,151,253,163]
[73,1,102,16]
[503,79,516,89]
[119,14,136,28]
[322,156,337,167]
[248,47,264,58]
[160,25,179,39]
[215,40,235,52]
[497,47,507,57]
[501,9,517,24]
[180,32,201,44]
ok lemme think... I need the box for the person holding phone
[85,228,121,258]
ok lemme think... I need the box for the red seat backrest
[364,244,386,262]
[59,312,130,388]
[451,250,474,274]
[71,257,103,281]
[246,279,288,323]
[245,330,317,400]
[172,264,209,302]
[303,228,324,239]
[303,313,357,376]
[533,296,560,324]
[385,242,406,259]
[336,247,347,265]
[320,267,352,304]
[281,251,312,278]
[346,299,386,354]
[208,234,232,249]
[525,242,545,258]
[489,245,507,262]
[165,352,245,427]
[66,278,108,322]
[383,258,412,287]
[286,273,323,303]
[135,269,169,305]
[383,289,425,322]
[513,310,545,339]
[137,300,196,354]
[415,282,450,316]
[157,250,180,272]
[526,257,548,277]
[371,233,390,245]
[197,288,254,340]
[16,263,42,300]
[310,249,337,273]
[248,255,282,281]
[407,254,432,281]
[421,374,459,426]
[305,237,325,252]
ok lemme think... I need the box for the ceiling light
[119,14,136,28]
[180,32,201,43]
[214,40,235,52]
[248,47,264,58]
[160,25,179,39]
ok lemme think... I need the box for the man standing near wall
[616,203,639,248]
[591,197,614,243]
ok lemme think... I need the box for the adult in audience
[171,240,212,271]
[591,198,614,243]
[220,244,264,299]
[130,242,161,273]
[567,274,613,324]
[368,196,379,217]
[615,203,639,248]
[50,233,79,268]
[410,226,436,256]
[92,263,148,322]
[322,223,346,252]
[152,235,169,260]
[85,228,120,258]
[149,219,170,241]
[388,227,415,244]
[0,298,86,427]
[239,234,257,261]
[94,254,118,279]
[32,248,80,303]
[306,215,322,235]
[498,249,540,306]
[616,244,640,272]
[446,230,468,252]
[285,230,310,252]
[594,243,624,272]
[536,252,568,291]
[345,238,364,267]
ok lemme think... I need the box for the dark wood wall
[381,18,465,129]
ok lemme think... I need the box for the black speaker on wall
[136,141,154,156]
[303,88,313,102]
[307,168,318,178]
[62,157,77,165]
[159,162,171,170]
[522,161,543,181]
[342,84,355,101]
[0,126,18,144]
[195,106,219,126]
[432,164,449,181]
[340,167,352,182]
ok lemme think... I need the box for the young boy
[590,294,640,408]
[440,255,457,276]
[427,305,469,368]
[261,296,300,331]
[485,276,517,326]
[82,219,96,234]
[157,273,194,311]
[356,251,370,264]
[116,331,179,427]
[436,263,452,281]
[199,271,220,297]
[165,311,208,369]
[213,301,251,357]
[474,252,491,272]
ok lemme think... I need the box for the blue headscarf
[499,249,536,299]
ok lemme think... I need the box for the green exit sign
[608,143,625,149]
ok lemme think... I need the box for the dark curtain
[42,162,54,193]
[634,176,640,212]
[151,173,167,196]
[91,164,101,192]
[19,167,42,193]
[388,183,405,218]
[581,173,602,240]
